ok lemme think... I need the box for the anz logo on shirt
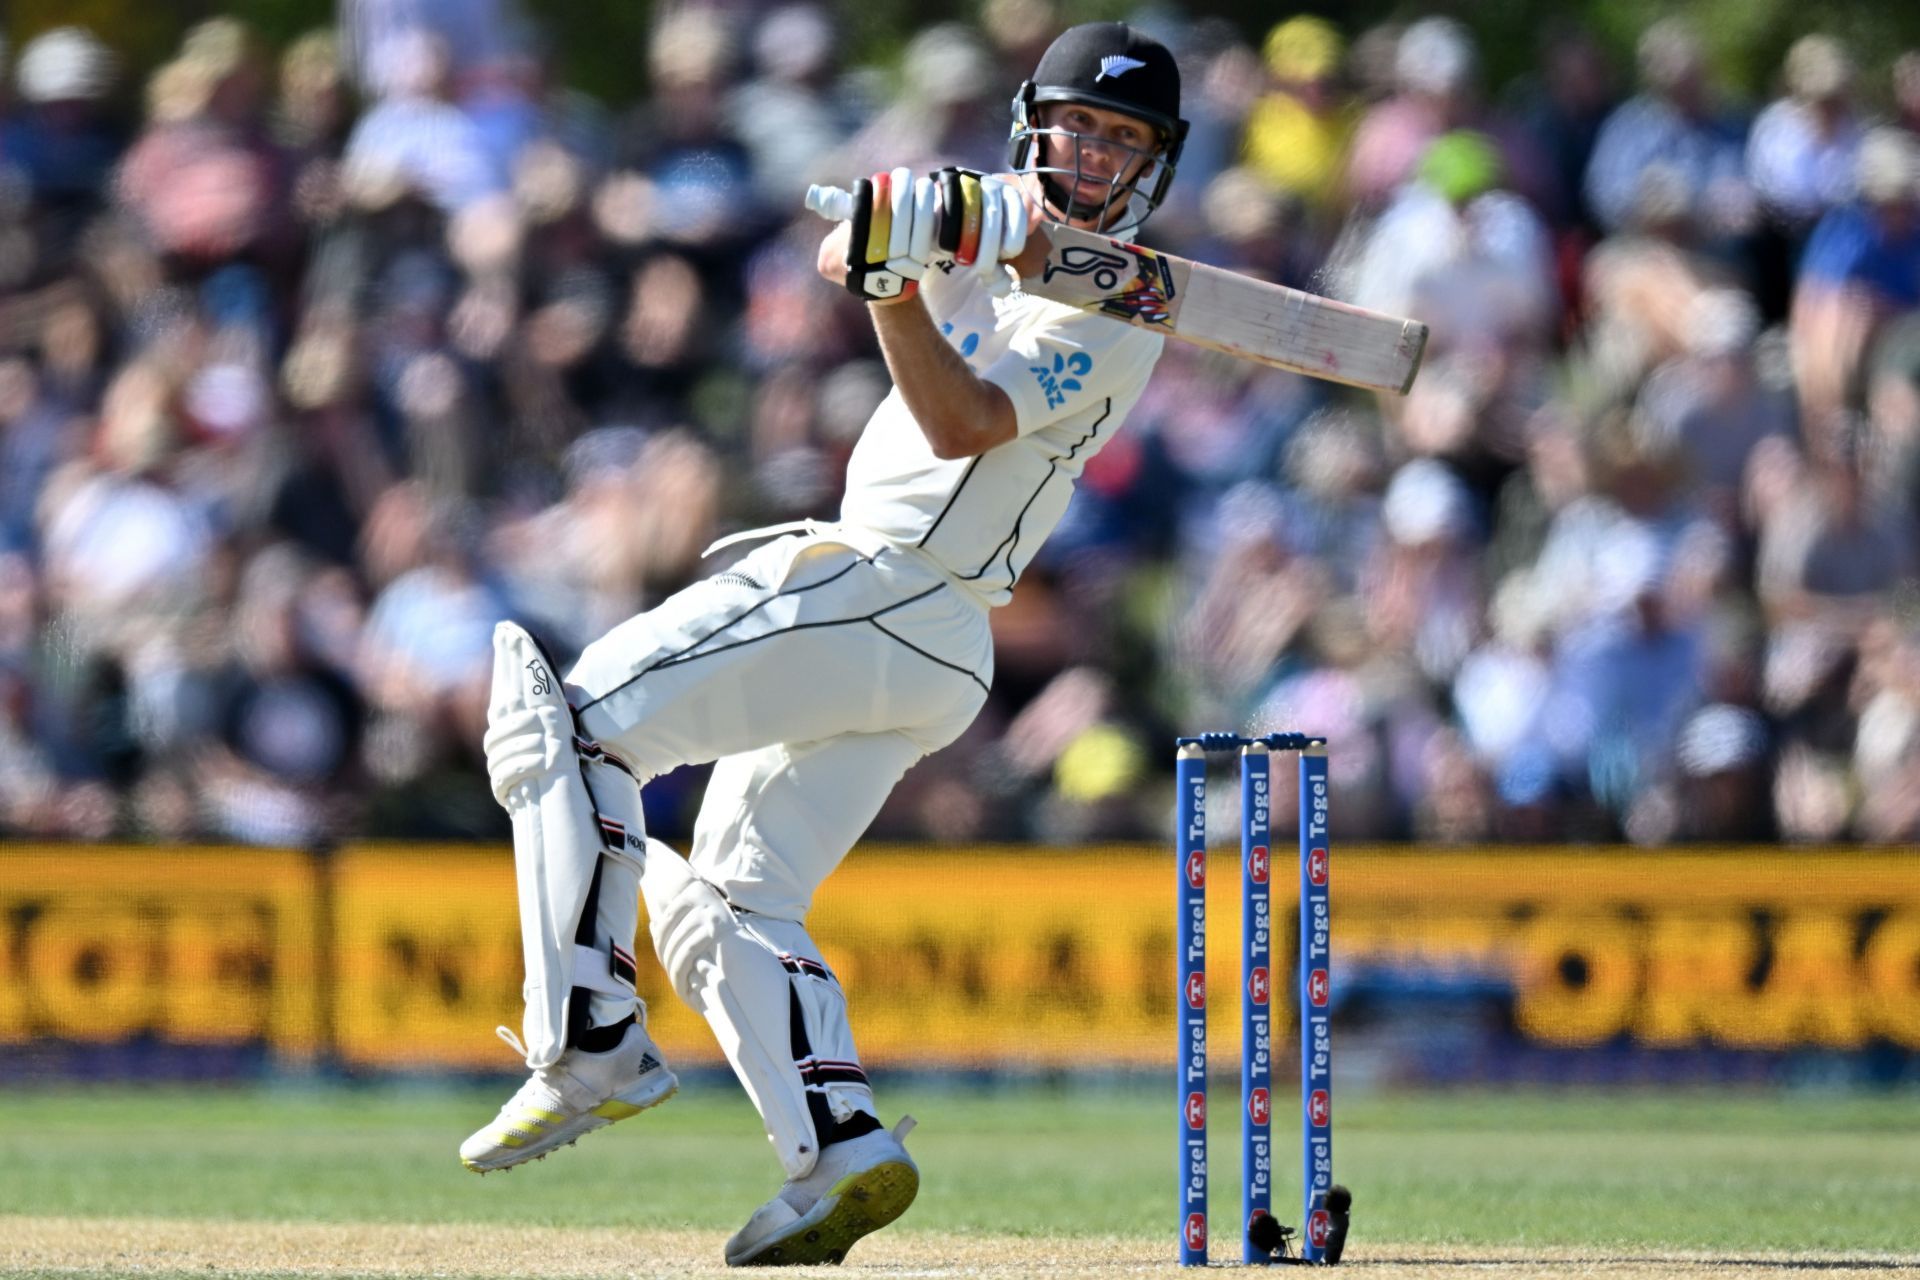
[1030,351,1093,409]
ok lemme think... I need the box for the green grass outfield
[2,1082,1916,1259]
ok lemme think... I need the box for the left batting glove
[840,166,938,302]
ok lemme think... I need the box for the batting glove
[841,167,939,302]
[932,168,1029,283]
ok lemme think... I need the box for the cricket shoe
[459,1020,677,1172]
[724,1116,919,1266]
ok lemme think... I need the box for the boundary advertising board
[3,845,1916,1072]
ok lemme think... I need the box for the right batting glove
[933,168,1028,282]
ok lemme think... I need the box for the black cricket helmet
[1009,21,1188,234]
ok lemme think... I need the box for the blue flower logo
[1054,351,1091,391]
[1031,350,1095,409]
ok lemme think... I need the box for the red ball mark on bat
[1321,350,1341,371]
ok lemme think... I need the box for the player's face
[1035,101,1161,228]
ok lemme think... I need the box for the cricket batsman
[461,21,1186,1266]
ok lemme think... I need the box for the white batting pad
[644,842,874,1179]
[489,622,644,1067]
[749,913,878,1144]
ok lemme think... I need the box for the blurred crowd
[1,2,1917,849]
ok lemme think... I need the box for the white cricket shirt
[839,258,1164,606]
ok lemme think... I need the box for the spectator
[609,8,761,250]
[0,357,74,553]
[1579,156,1748,404]
[1346,130,1557,471]
[1507,23,1618,235]
[1182,480,1332,707]
[1632,288,1796,519]
[1546,524,1707,830]
[1863,311,1920,512]
[838,22,1006,178]
[1894,51,1920,137]
[1584,19,1752,247]
[340,0,534,93]
[1345,17,1478,210]
[1672,702,1775,840]
[1348,131,1554,328]
[117,22,288,267]
[726,5,856,208]
[343,28,502,214]
[1747,34,1865,318]
[1757,445,1910,632]
[1242,17,1354,214]
[38,363,217,646]
[5,27,121,210]
[1364,459,1486,686]
[197,545,366,844]
[276,30,352,157]
[1149,23,1263,242]
[1790,127,1920,459]
[1453,575,1556,789]
[1850,617,1920,840]
[1747,35,1863,232]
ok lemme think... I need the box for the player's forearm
[869,295,1017,459]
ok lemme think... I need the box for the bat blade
[1023,222,1428,394]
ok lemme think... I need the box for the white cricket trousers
[565,529,992,918]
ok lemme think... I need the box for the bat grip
[804,184,856,223]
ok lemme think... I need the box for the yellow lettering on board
[1512,912,1639,1045]
[1863,912,1920,1046]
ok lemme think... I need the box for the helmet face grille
[1007,117,1177,236]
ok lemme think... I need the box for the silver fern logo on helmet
[1097,54,1147,80]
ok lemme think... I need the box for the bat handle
[804,184,856,223]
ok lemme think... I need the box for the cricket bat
[805,184,1428,395]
